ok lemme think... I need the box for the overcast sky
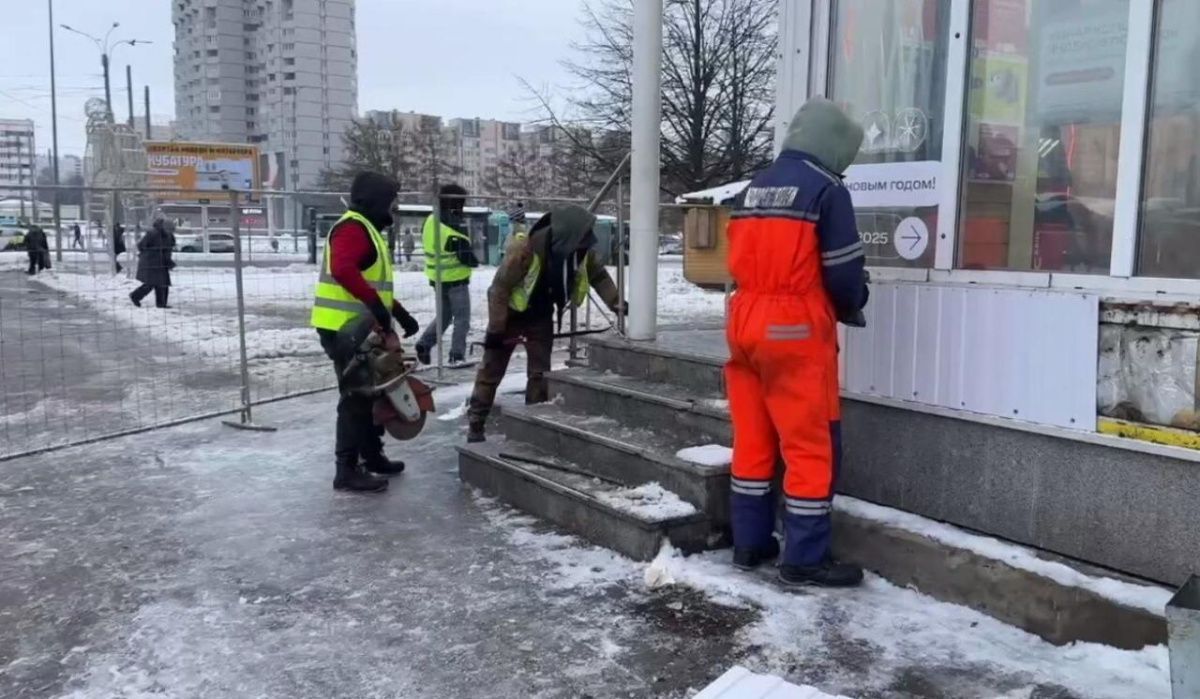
[0,0,587,158]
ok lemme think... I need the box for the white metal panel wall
[843,282,1100,430]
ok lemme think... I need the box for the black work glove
[393,306,420,338]
[611,301,629,316]
[483,332,507,350]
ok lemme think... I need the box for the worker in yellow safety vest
[466,205,626,443]
[311,171,420,494]
[415,183,479,367]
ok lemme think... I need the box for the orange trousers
[725,292,841,563]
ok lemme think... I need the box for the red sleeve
[328,221,381,307]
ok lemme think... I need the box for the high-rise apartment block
[172,0,357,189]
[0,119,36,200]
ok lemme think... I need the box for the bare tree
[318,113,414,191]
[533,0,777,196]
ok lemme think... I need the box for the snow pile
[595,482,697,521]
[676,444,733,467]
[836,497,1174,616]
[696,666,851,699]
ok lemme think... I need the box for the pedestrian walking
[401,228,416,263]
[310,171,420,494]
[724,98,871,589]
[24,226,50,276]
[466,205,625,443]
[71,223,83,250]
[129,219,177,309]
[111,224,126,274]
[415,184,479,367]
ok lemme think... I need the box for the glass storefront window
[828,0,951,268]
[958,0,1129,273]
[1138,0,1200,278]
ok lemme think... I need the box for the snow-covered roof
[676,180,750,205]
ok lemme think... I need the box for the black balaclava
[439,183,468,231]
[349,171,400,231]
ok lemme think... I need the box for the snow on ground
[696,666,853,699]
[480,494,1171,699]
[677,444,734,467]
[837,496,1174,617]
[595,482,698,521]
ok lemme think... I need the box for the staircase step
[458,440,716,561]
[586,332,727,396]
[546,369,732,445]
[498,401,731,527]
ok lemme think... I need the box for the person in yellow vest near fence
[466,205,626,443]
[311,171,420,494]
[415,184,480,367]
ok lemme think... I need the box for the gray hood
[548,205,597,260]
[781,97,864,175]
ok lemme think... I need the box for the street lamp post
[48,0,63,259]
[60,22,152,123]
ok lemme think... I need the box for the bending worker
[311,171,420,494]
[415,184,479,367]
[725,98,870,588]
[467,206,624,443]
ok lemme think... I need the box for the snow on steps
[456,439,716,562]
[695,666,851,699]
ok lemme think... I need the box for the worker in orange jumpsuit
[725,98,870,588]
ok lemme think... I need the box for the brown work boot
[467,422,486,443]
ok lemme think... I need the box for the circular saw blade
[384,410,427,441]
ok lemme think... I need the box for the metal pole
[48,0,62,261]
[587,151,633,213]
[143,85,151,138]
[201,204,210,254]
[125,64,134,128]
[629,0,663,341]
[108,190,119,275]
[16,138,26,220]
[432,189,445,380]
[230,190,254,425]
[616,175,626,336]
[101,52,113,122]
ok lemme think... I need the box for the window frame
[804,0,1195,298]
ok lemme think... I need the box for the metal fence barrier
[0,180,707,460]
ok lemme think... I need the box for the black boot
[466,422,486,443]
[778,559,864,588]
[129,292,142,307]
[333,460,388,493]
[732,537,780,571]
[416,344,432,365]
[361,453,406,477]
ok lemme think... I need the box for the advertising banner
[146,141,260,200]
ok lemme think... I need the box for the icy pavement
[0,386,1170,698]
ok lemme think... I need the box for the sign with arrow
[894,217,930,261]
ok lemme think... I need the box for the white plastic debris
[676,444,733,467]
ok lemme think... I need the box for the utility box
[682,204,732,289]
[1169,575,1200,698]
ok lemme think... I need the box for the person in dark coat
[130,219,177,309]
[71,224,83,250]
[112,224,127,274]
[24,226,50,276]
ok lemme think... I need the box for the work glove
[483,332,508,350]
[393,306,420,338]
[611,301,629,316]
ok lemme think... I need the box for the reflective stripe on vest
[508,232,591,312]
[422,215,472,283]
[310,211,394,331]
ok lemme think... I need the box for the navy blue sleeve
[816,184,867,318]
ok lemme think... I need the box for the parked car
[0,226,26,251]
[178,232,236,253]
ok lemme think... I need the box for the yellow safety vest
[310,211,394,331]
[509,233,591,312]
[422,215,473,284]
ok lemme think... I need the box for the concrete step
[457,439,716,561]
[832,497,1169,650]
[546,369,732,446]
[586,332,726,397]
[497,401,732,528]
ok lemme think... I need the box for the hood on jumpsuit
[349,171,400,230]
[547,205,598,260]
[781,97,865,175]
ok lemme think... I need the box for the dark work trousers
[416,282,471,360]
[26,250,49,275]
[467,313,554,427]
[130,284,170,308]
[318,329,384,467]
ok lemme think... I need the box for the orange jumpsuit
[725,150,867,567]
